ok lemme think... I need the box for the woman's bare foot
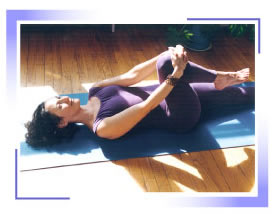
[214,68,250,90]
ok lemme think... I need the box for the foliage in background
[228,24,255,41]
[166,24,220,46]
[166,24,255,47]
[166,25,193,46]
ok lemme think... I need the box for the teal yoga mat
[19,82,255,171]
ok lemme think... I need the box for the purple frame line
[15,149,70,200]
[7,10,266,206]
[187,18,260,54]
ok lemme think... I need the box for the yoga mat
[19,82,255,171]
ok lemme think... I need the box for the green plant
[166,25,194,46]
[166,24,255,51]
[228,24,255,41]
[166,24,220,47]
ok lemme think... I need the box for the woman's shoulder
[88,87,102,98]
[89,85,125,98]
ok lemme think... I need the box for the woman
[25,45,253,148]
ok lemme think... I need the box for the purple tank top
[88,83,201,135]
[88,85,168,134]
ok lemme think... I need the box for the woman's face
[44,96,81,120]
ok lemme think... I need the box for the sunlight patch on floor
[222,147,249,167]
[249,182,257,194]
[217,119,241,127]
[19,161,144,196]
[81,83,94,92]
[18,86,58,122]
[153,156,203,180]
[173,180,196,192]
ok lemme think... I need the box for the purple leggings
[156,53,255,131]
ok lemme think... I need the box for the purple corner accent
[15,149,18,199]
[258,18,261,53]
[15,149,70,200]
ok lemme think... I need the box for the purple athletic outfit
[88,53,254,135]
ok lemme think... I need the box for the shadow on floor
[113,147,255,192]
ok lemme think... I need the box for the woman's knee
[156,52,173,83]
[156,52,172,72]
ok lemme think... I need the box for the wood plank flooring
[20,24,255,192]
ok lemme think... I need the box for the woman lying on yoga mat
[25,45,254,148]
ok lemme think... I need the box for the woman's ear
[58,119,68,128]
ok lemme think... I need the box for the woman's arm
[96,45,187,139]
[96,66,184,140]
[93,51,168,88]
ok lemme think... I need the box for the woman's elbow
[96,129,121,140]
[103,135,122,140]
[101,132,120,140]
[107,135,121,140]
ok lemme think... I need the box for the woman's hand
[168,45,188,78]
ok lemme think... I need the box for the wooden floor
[20,24,255,192]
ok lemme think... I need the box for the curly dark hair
[25,102,79,148]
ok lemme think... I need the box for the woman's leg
[156,52,250,90]
[163,82,202,132]
[156,53,203,132]
[156,52,217,84]
[190,82,255,121]
[156,52,254,130]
